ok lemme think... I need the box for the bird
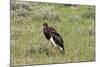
[42,23,65,54]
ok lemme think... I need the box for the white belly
[50,36,63,51]
[50,36,57,47]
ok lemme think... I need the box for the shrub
[16,8,29,17]
[88,25,95,35]
[82,6,95,21]
[33,6,60,21]
[11,1,30,10]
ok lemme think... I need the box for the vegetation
[11,0,95,66]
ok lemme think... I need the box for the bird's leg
[48,41,52,49]
[55,47,60,56]
[48,41,54,56]
[49,42,54,55]
[54,47,59,56]
[45,40,50,49]
[49,41,53,48]
[54,47,56,56]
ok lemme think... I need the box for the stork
[42,23,65,54]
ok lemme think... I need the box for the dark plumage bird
[42,23,65,54]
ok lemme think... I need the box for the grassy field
[11,1,95,66]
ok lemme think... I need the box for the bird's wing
[51,32,63,47]
[49,27,57,33]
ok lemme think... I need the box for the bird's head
[40,23,48,33]
[42,23,48,28]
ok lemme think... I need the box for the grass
[10,1,95,66]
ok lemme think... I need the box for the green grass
[11,1,95,66]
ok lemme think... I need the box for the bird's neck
[44,26,48,30]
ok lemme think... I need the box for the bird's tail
[62,47,65,54]
[58,45,65,54]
